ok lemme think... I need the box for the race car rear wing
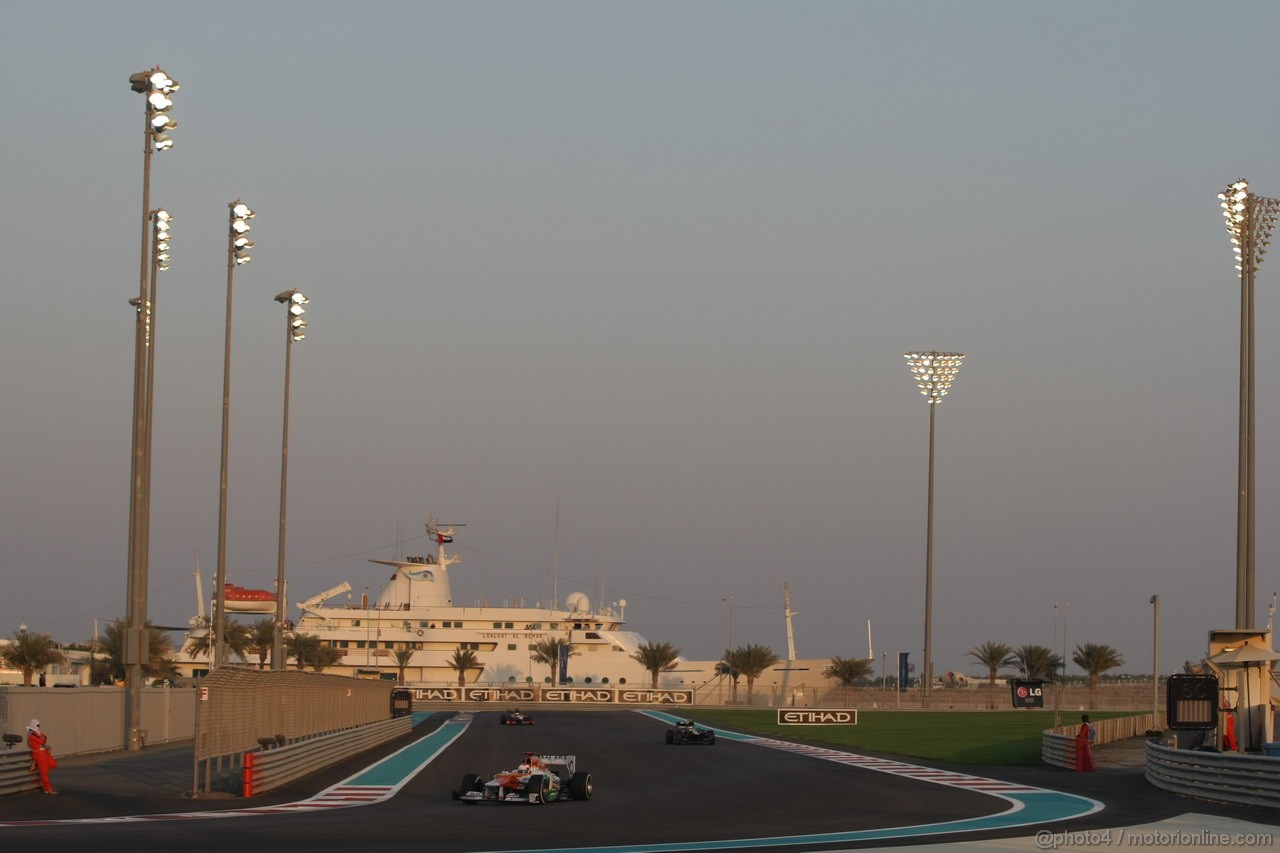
[538,754,576,775]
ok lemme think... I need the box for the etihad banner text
[411,686,692,705]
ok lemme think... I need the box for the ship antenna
[553,493,560,610]
[424,514,463,567]
[784,582,797,661]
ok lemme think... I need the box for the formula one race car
[453,752,593,804]
[499,709,535,725]
[665,719,716,745]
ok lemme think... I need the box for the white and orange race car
[453,751,593,804]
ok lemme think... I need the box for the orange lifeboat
[223,583,277,614]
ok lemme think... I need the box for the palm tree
[630,641,682,688]
[530,636,578,685]
[98,620,174,682]
[308,644,344,673]
[1013,644,1062,680]
[246,618,276,669]
[151,657,181,682]
[1,630,64,686]
[1072,642,1124,708]
[448,648,480,686]
[729,643,780,706]
[286,632,322,670]
[967,641,1016,709]
[825,656,873,704]
[393,648,414,683]
[185,617,251,664]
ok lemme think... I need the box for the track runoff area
[0,708,1117,850]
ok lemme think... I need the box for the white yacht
[177,517,665,686]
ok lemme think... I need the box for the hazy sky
[4,1,1280,681]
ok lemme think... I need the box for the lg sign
[1010,679,1044,708]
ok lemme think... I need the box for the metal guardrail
[1042,732,1076,769]
[1041,713,1161,770]
[0,751,38,797]
[1146,741,1280,808]
[242,716,412,797]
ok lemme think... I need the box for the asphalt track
[0,710,1277,852]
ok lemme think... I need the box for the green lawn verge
[690,709,1141,766]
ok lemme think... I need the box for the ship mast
[784,582,797,661]
[425,516,462,595]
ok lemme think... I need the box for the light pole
[271,290,308,669]
[1218,179,1279,630]
[903,351,964,707]
[1059,601,1068,727]
[125,66,177,751]
[1150,594,1160,728]
[213,200,255,669]
[139,209,173,571]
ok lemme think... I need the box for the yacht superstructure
[178,517,661,686]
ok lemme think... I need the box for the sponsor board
[1010,679,1044,709]
[410,686,693,705]
[617,690,692,705]
[777,709,858,725]
[543,688,615,703]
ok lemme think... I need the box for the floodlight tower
[139,208,173,597]
[213,201,256,668]
[125,65,177,752]
[1218,180,1280,629]
[271,289,309,669]
[903,351,965,707]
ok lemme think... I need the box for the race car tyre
[665,730,674,744]
[499,715,508,725]
[570,771,593,801]
[524,773,550,804]
[707,733,716,745]
[460,773,483,793]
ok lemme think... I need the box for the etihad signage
[617,689,692,705]
[411,687,538,702]
[776,709,858,725]
[543,688,615,704]
[409,686,692,705]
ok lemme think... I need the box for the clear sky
[3,1,1280,681]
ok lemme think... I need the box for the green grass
[691,709,1141,766]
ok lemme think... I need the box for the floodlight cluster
[152,209,172,271]
[229,201,255,265]
[277,290,310,342]
[129,67,179,151]
[904,351,965,403]
[1218,178,1280,275]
